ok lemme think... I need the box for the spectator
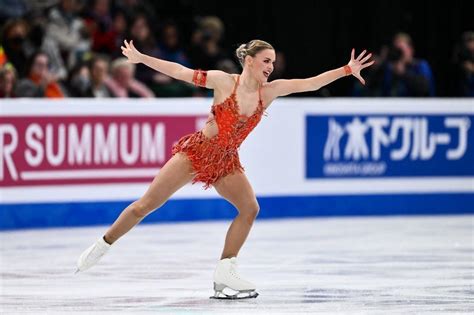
[85,54,113,97]
[84,0,122,56]
[0,45,6,66]
[381,32,435,96]
[109,10,128,58]
[351,45,388,96]
[24,18,69,80]
[129,13,159,86]
[189,16,229,70]
[453,31,474,96]
[105,57,154,97]
[0,63,17,97]
[158,21,190,67]
[152,21,196,96]
[84,7,128,58]
[15,51,66,97]
[114,0,155,18]
[1,19,29,76]
[45,0,90,70]
[67,61,90,97]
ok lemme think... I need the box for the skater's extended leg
[104,152,195,244]
[76,153,194,273]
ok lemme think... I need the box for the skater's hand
[347,49,375,85]
[121,39,143,64]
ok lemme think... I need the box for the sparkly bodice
[207,75,267,149]
[171,74,268,189]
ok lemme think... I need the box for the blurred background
[1,2,473,312]
[1,0,473,99]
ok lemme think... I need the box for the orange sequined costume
[171,70,268,189]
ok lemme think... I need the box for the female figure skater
[76,39,374,299]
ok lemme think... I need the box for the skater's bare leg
[213,170,260,259]
[103,153,194,244]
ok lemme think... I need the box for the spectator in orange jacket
[15,51,66,97]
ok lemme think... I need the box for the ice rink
[1,215,472,314]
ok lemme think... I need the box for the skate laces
[88,241,107,260]
[228,258,241,280]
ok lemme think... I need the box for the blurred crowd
[0,0,472,98]
[0,0,243,98]
[352,32,474,97]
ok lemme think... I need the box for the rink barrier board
[1,193,473,230]
[1,98,473,230]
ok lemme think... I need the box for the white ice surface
[1,215,473,314]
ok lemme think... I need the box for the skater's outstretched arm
[120,39,228,89]
[266,49,374,98]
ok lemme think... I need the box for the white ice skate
[75,236,111,274]
[210,257,258,299]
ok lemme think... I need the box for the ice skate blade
[209,291,259,300]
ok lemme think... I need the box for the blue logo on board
[306,115,472,178]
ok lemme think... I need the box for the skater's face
[247,49,275,83]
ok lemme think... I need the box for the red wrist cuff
[344,65,352,76]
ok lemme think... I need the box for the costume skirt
[171,131,244,189]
